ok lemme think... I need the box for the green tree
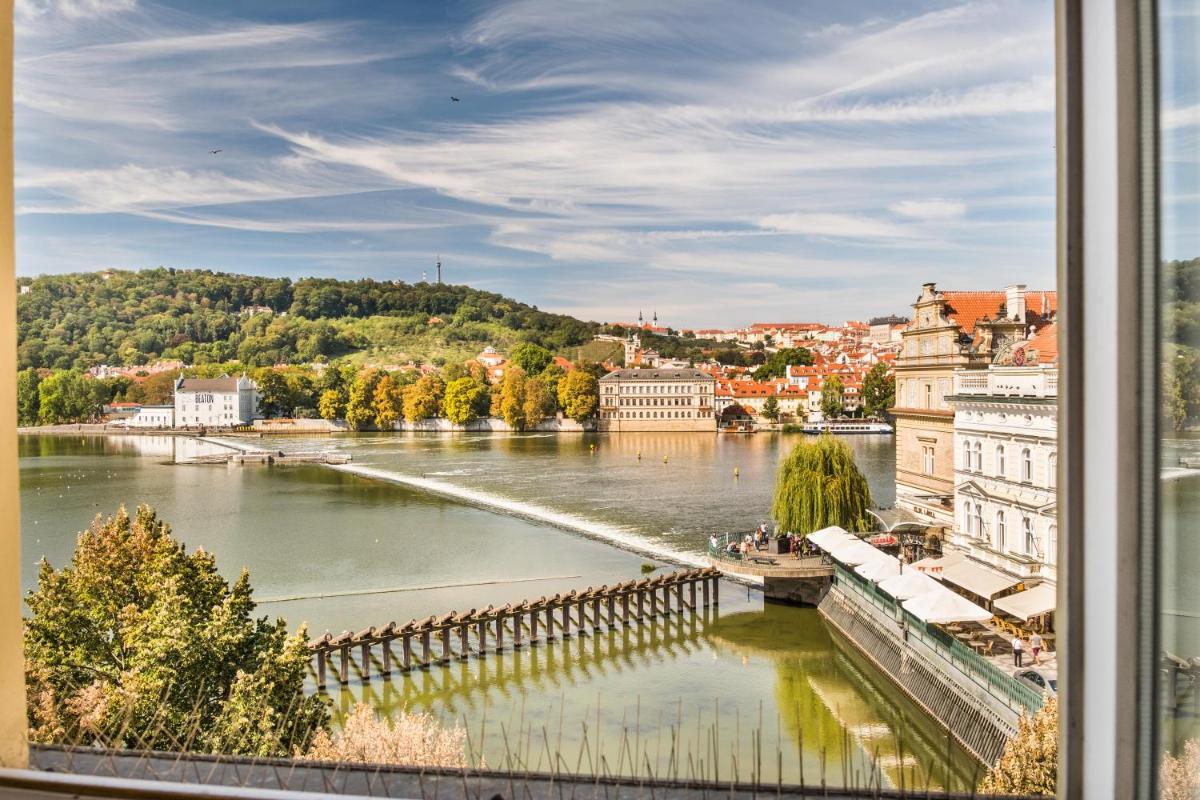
[820,375,845,420]
[557,370,599,422]
[24,505,329,755]
[761,395,780,422]
[861,362,895,419]
[510,343,553,375]
[345,370,381,430]
[978,697,1057,796]
[1164,368,1188,431]
[522,377,556,428]
[443,376,489,425]
[770,435,874,534]
[37,370,96,424]
[499,367,528,429]
[255,371,291,418]
[751,348,814,381]
[17,368,40,426]
[372,375,402,429]
[318,389,345,420]
[402,374,445,422]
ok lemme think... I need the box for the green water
[18,432,979,790]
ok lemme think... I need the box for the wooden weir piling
[309,567,720,690]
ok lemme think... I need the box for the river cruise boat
[799,420,893,435]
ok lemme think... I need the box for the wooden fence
[308,567,720,689]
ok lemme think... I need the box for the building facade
[948,325,1058,586]
[124,404,175,428]
[173,375,258,427]
[597,368,716,431]
[891,283,1056,527]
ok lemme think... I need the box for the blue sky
[14,0,1057,327]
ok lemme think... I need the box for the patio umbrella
[877,569,941,600]
[828,539,891,567]
[806,526,854,552]
[854,554,901,582]
[902,586,993,624]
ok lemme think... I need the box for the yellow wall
[0,0,28,768]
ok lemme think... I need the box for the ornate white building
[597,368,716,431]
[948,324,1058,587]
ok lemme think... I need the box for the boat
[799,420,893,435]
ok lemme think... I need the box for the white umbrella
[854,555,901,581]
[806,526,854,552]
[828,539,891,567]
[902,586,993,624]
[877,570,941,600]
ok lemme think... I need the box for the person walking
[1030,631,1043,665]
[1012,635,1025,668]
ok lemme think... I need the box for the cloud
[757,213,918,240]
[16,0,135,22]
[890,198,966,219]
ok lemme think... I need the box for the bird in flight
[450,96,460,102]
[209,149,223,154]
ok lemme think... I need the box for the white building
[124,404,175,428]
[173,375,258,428]
[948,324,1059,590]
[598,368,716,431]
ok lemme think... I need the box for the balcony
[952,366,1058,399]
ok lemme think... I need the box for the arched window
[962,440,972,470]
[996,445,1006,477]
[1021,448,1033,481]
[973,441,982,471]
[976,504,984,536]
[1048,452,1058,488]
[1048,525,1058,565]
[995,511,1007,551]
[1023,517,1035,555]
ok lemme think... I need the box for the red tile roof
[940,290,1058,334]
[1025,322,1059,365]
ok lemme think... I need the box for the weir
[308,567,720,690]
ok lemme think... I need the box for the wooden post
[675,581,685,614]
[381,639,392,676]
[544,606,555,640]
[649,583,659,617]
[420,629,432,667]
[402,633,412,670]
[689,579,698,611]
[441,627,452,663]
[459,625,470,659]
[592,596,603,630]
[316,650,327,689]
[494,616,504,652]
[576,598,586,631]
[513,611,524,649]
[360,641,371,681]
[702,576,711,607]
[339,645,349,684]
[622,590,631,624]
[607,595,616,627]
[477,619,488,656]
[637,586,646,620]
[530,607,540,643]
[713,574,720,605]
[561,602,571,638]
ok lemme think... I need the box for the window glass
[1157,0,1200,785]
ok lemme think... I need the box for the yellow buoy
[663,455,669,464]
[637,450,642,461]
[734,467,740,478]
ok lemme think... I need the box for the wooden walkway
[309,567,720,689]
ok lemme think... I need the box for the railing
[707,530,802,562]
[832,564,1044,715]
[952,366,1059,399]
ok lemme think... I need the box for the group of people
[1011,631,1045,667]
[709,523,812,560]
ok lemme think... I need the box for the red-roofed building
[893,282,1057,527]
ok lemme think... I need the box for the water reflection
[332,603,979,790]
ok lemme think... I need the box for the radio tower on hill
[436,256,442,284]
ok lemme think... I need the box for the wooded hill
[16,269,598,371]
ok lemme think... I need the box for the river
[18,431,982,790]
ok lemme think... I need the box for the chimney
[1006,284,1027,321]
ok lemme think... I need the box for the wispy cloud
[15,0,1057,326]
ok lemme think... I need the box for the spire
[652,309,658,325]
[638,309,644,325]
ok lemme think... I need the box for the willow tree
[771,435,874,535]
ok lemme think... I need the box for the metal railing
[832,565,1044,715]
